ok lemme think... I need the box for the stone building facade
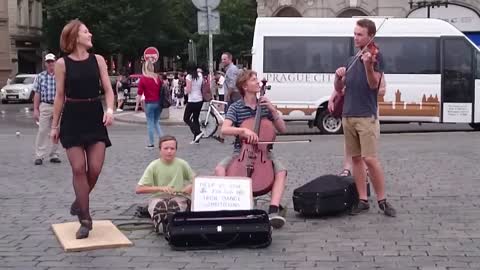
[0,0,42,86]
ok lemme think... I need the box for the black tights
[183,101,203,138]
[66,142,106,221]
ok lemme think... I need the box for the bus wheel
[469,123,480,131]
[316,110,342,134]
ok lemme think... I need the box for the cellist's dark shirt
[225,99,273,153]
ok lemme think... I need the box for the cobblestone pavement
[1,117,480,269]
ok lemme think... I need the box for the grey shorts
[218,152,287,174]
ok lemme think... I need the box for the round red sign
[143,47,159,63]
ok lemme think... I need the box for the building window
[263,37,351,73]
[28,0,33,26]
[374,37,439,74]
[17,0,24,25]
[337,9,368,17]
[443,38,474,102]
[274,7,302,17]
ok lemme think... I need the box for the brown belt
[65,97,100,102]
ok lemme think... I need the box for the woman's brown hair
[235,70,257,96]
[60,19,84,54]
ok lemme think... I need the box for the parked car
[0,74,37,104]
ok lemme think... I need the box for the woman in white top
[183,62,204,144]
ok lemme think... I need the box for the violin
[364,41,379,64]
[226,79,275,196]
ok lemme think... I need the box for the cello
[226,78,276,196]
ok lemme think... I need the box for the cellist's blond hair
[236,70,257,96]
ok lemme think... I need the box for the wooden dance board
[52,220,133,252]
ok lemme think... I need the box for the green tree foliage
[194,0,257,67]
[42,0,257,70]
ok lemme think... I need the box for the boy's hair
[159,135,177,149]
[236,70,257,96]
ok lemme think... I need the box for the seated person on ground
[135,135,195,233]
[214,70,288,229]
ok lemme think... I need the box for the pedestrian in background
[33,53,61,166]
[137,60,163,149]
[183,62,204,144]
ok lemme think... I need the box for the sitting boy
[135,135,195,233]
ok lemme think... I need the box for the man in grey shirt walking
[221,52,240,105]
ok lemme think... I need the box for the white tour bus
[251,17,480,134]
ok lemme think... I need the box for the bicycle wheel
[199,110,218,138]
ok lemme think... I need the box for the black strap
[377,73,383,90]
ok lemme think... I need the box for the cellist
[214,70,287,229]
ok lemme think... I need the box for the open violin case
[165,209,272,250]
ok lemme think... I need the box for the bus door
[441,37,475,123]
[475,51,480,124]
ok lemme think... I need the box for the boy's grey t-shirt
[342,52,384,118]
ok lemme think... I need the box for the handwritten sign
[191,176,253,212]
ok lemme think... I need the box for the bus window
[374,37,439,74]
[442,38,474,103]
[263,37,351,73]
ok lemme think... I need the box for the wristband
[51,126,59,129]
[106,108,114,115]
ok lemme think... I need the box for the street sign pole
[194,0,220,92]
[207,4,214,93]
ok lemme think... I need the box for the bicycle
[199,99,228,138]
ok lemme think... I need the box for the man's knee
[275,170,287,180]
[214,165,226,176]
[352,155,363,163]
[362,156,378,166]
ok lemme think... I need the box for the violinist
[214,70,288,229]
[334,18,396,217]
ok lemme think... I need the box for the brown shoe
[76,219,92,239]
[378,200,396,217]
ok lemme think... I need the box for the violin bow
[345,17,389,73]
[255,139,312,145]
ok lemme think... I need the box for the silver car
[0,74,37,104]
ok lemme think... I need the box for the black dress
[59,54,112,149]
